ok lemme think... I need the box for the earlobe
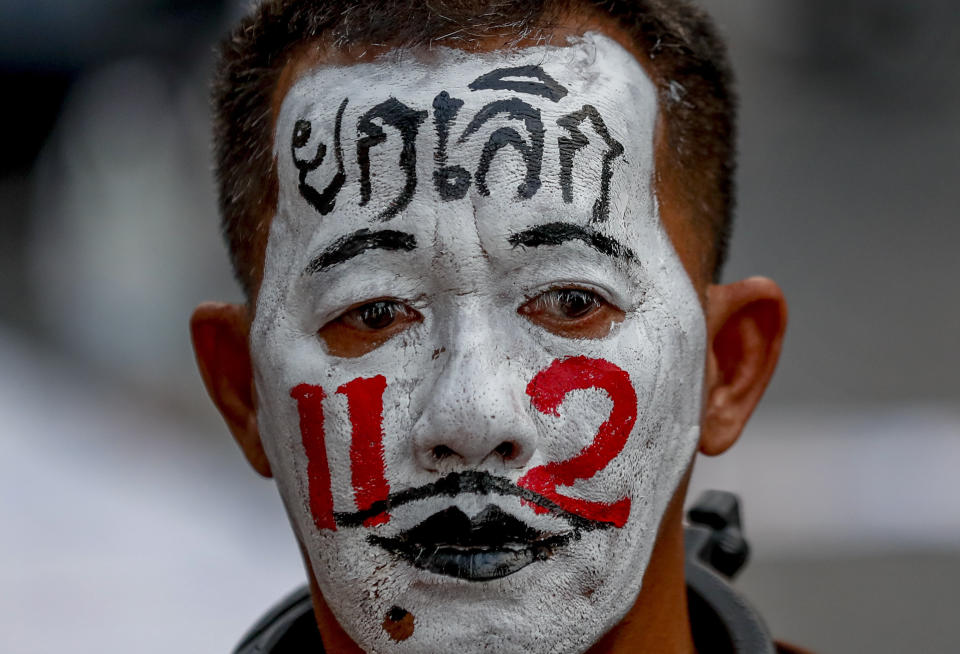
[700,277,787,456]
[190,302,272,477]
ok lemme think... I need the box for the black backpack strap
[234,585,321,654]
[685,490,776,654]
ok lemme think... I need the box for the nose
[411,349,538,472]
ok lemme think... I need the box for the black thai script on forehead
[558,105,624,223]
[291,67,624,222]
[468,65,568,103]
[357,98,427,221]
[432,91,471,201]
[459,98,544,200]
[292,98,347,216]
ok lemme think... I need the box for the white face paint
[252,32,705,654]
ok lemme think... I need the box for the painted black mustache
[332,469,614,532]
[368,504,576,581]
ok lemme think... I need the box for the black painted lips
[368,505,575,581]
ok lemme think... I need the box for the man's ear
[700,277,787,456]
[190,302,272,477]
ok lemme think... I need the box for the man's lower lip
[416,546,539,580]
[369,535,574,581]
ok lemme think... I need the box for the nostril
[432,445,456,460]
[494,441,515,460]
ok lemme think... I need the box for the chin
[309,519,652,654]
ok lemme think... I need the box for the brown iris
[518,287,624,339]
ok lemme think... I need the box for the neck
[302,474,696,654]
[303,547,366,654]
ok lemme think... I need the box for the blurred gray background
[1,0,957,652]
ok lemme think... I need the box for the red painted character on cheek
[290,356,637,532]
[290,375,391,530]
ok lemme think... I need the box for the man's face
[252,33,705,653]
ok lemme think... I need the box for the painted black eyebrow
[507,222,635,262]
[304,228,417,274]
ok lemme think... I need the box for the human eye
[318,299,422,357]
[517,287,624,339]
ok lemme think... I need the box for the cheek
[263,330,437,531]
[290,376,393,531]
[288,372,419,532]
[519,356,637,527]
[521,313,704,509]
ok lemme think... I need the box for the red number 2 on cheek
[290,376,391,531]
[518,356,637,528]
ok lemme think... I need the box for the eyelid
[527,288,600,311]
[504,252,638,302]
[342,299,409,322]
[312,292,426,328]
[333,298,418,321]
[523,282,621,309]
[296,268,428,329]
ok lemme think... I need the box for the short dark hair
[211,0,736,299]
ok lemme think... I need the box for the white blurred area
[0,328,304,654]
[1,0,958,653]
[28,59,239,394]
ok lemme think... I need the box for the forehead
[267,32,664,288]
